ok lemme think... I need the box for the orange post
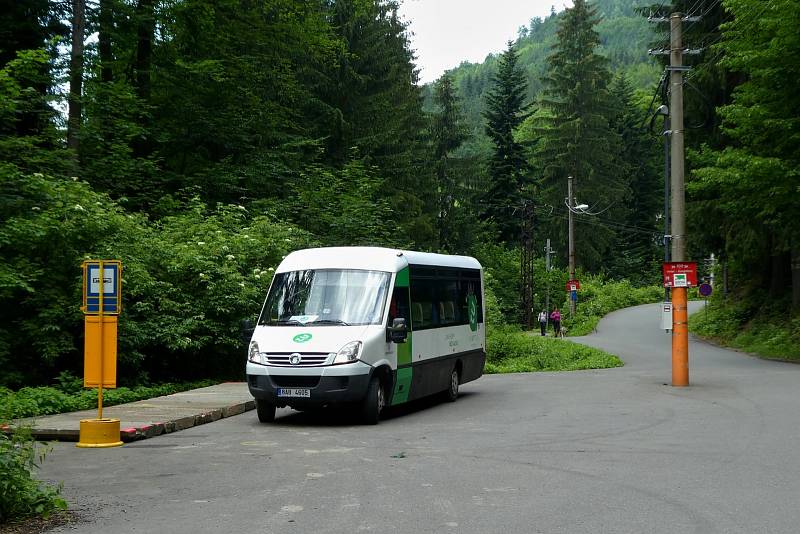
[671,287,689,386]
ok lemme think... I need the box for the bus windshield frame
[259,269,391,327]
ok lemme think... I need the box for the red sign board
[662,262,698,288]
[565,279,581,291]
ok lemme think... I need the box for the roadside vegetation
[561,277,663,336]
[690,294,800,362]
[0,410,66,524]
[1,375,217,420]
[486,326,622,373]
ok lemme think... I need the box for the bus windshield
[259,269,391,327]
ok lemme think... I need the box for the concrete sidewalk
[15,382,254,443]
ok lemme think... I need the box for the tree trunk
[135,0,153,102]
[133,0,154,157]
[68,0,85,153]
[792,241,800,309]
[99,0,113,83]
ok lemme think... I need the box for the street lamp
[567,175,576,316]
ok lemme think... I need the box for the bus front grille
[265,352,330,367]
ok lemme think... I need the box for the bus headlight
[333,341,362,365]
[248,340,266,365]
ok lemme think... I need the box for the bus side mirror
[241,319,255,345]
[388,318,408,343]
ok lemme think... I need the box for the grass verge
[690,298,800,362]
[486,326,623,373]
[1,378,219,420]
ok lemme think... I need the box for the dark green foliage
[605,73,662,281]
[270,159,397,247]
[317,0,436,248]
[482,41,530,243]
[0,50,73,177]
[472,243,522,323]
[691,0,800,305]
[430,74,472,252]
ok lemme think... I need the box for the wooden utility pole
[520,200,534,329]
[567,175,576,316]
[670,13,689,387]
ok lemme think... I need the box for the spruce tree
[482,41,529,243]
[607,73,661,281]
[317,0,436,248]
[536,0,625,271]
[431,74,468,251]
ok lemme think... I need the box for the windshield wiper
[274,319,303,326]
[307,319,352,326]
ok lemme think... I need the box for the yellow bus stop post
[77,259,123,448]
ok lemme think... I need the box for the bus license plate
[277,388,310,398]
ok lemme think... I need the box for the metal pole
[567,175,575,316]
[98,260,105,418]
[670,13,688,387]
[663,112,671,303]
[545,239,552,323]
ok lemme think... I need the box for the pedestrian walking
[538,310,547,336]
[550,308,561,338]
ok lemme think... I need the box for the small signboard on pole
[565,279,581,292]
[662,262,698,288]
[661,301,673,330]
[83,260,122,314]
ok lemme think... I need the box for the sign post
[77,260,123,448]
[565,280,580,310]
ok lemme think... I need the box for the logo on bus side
[467,295,478,332]
[292,333,312,343]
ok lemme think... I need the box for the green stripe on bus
[392,266,412,404]
[395,266,409,287]
[392,367,412,405]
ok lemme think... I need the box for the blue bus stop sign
[83,261,122,314]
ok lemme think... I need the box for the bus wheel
[361,376,384,425]
[445,368,459,402]
[256,399,276,423]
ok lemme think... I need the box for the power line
[686,0,778,82]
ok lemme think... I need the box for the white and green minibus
[245,247,485,424]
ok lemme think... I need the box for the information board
[662,262,698,288]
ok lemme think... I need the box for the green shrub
[485,326,622,373]
[0,393,67,523]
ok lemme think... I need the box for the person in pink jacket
[550,308,561,337]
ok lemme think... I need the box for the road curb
[25,400,255,443]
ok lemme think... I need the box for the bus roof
[276,247,482,273]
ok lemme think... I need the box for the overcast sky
[398,0,572,84]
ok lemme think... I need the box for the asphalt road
[40,302,800,534]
